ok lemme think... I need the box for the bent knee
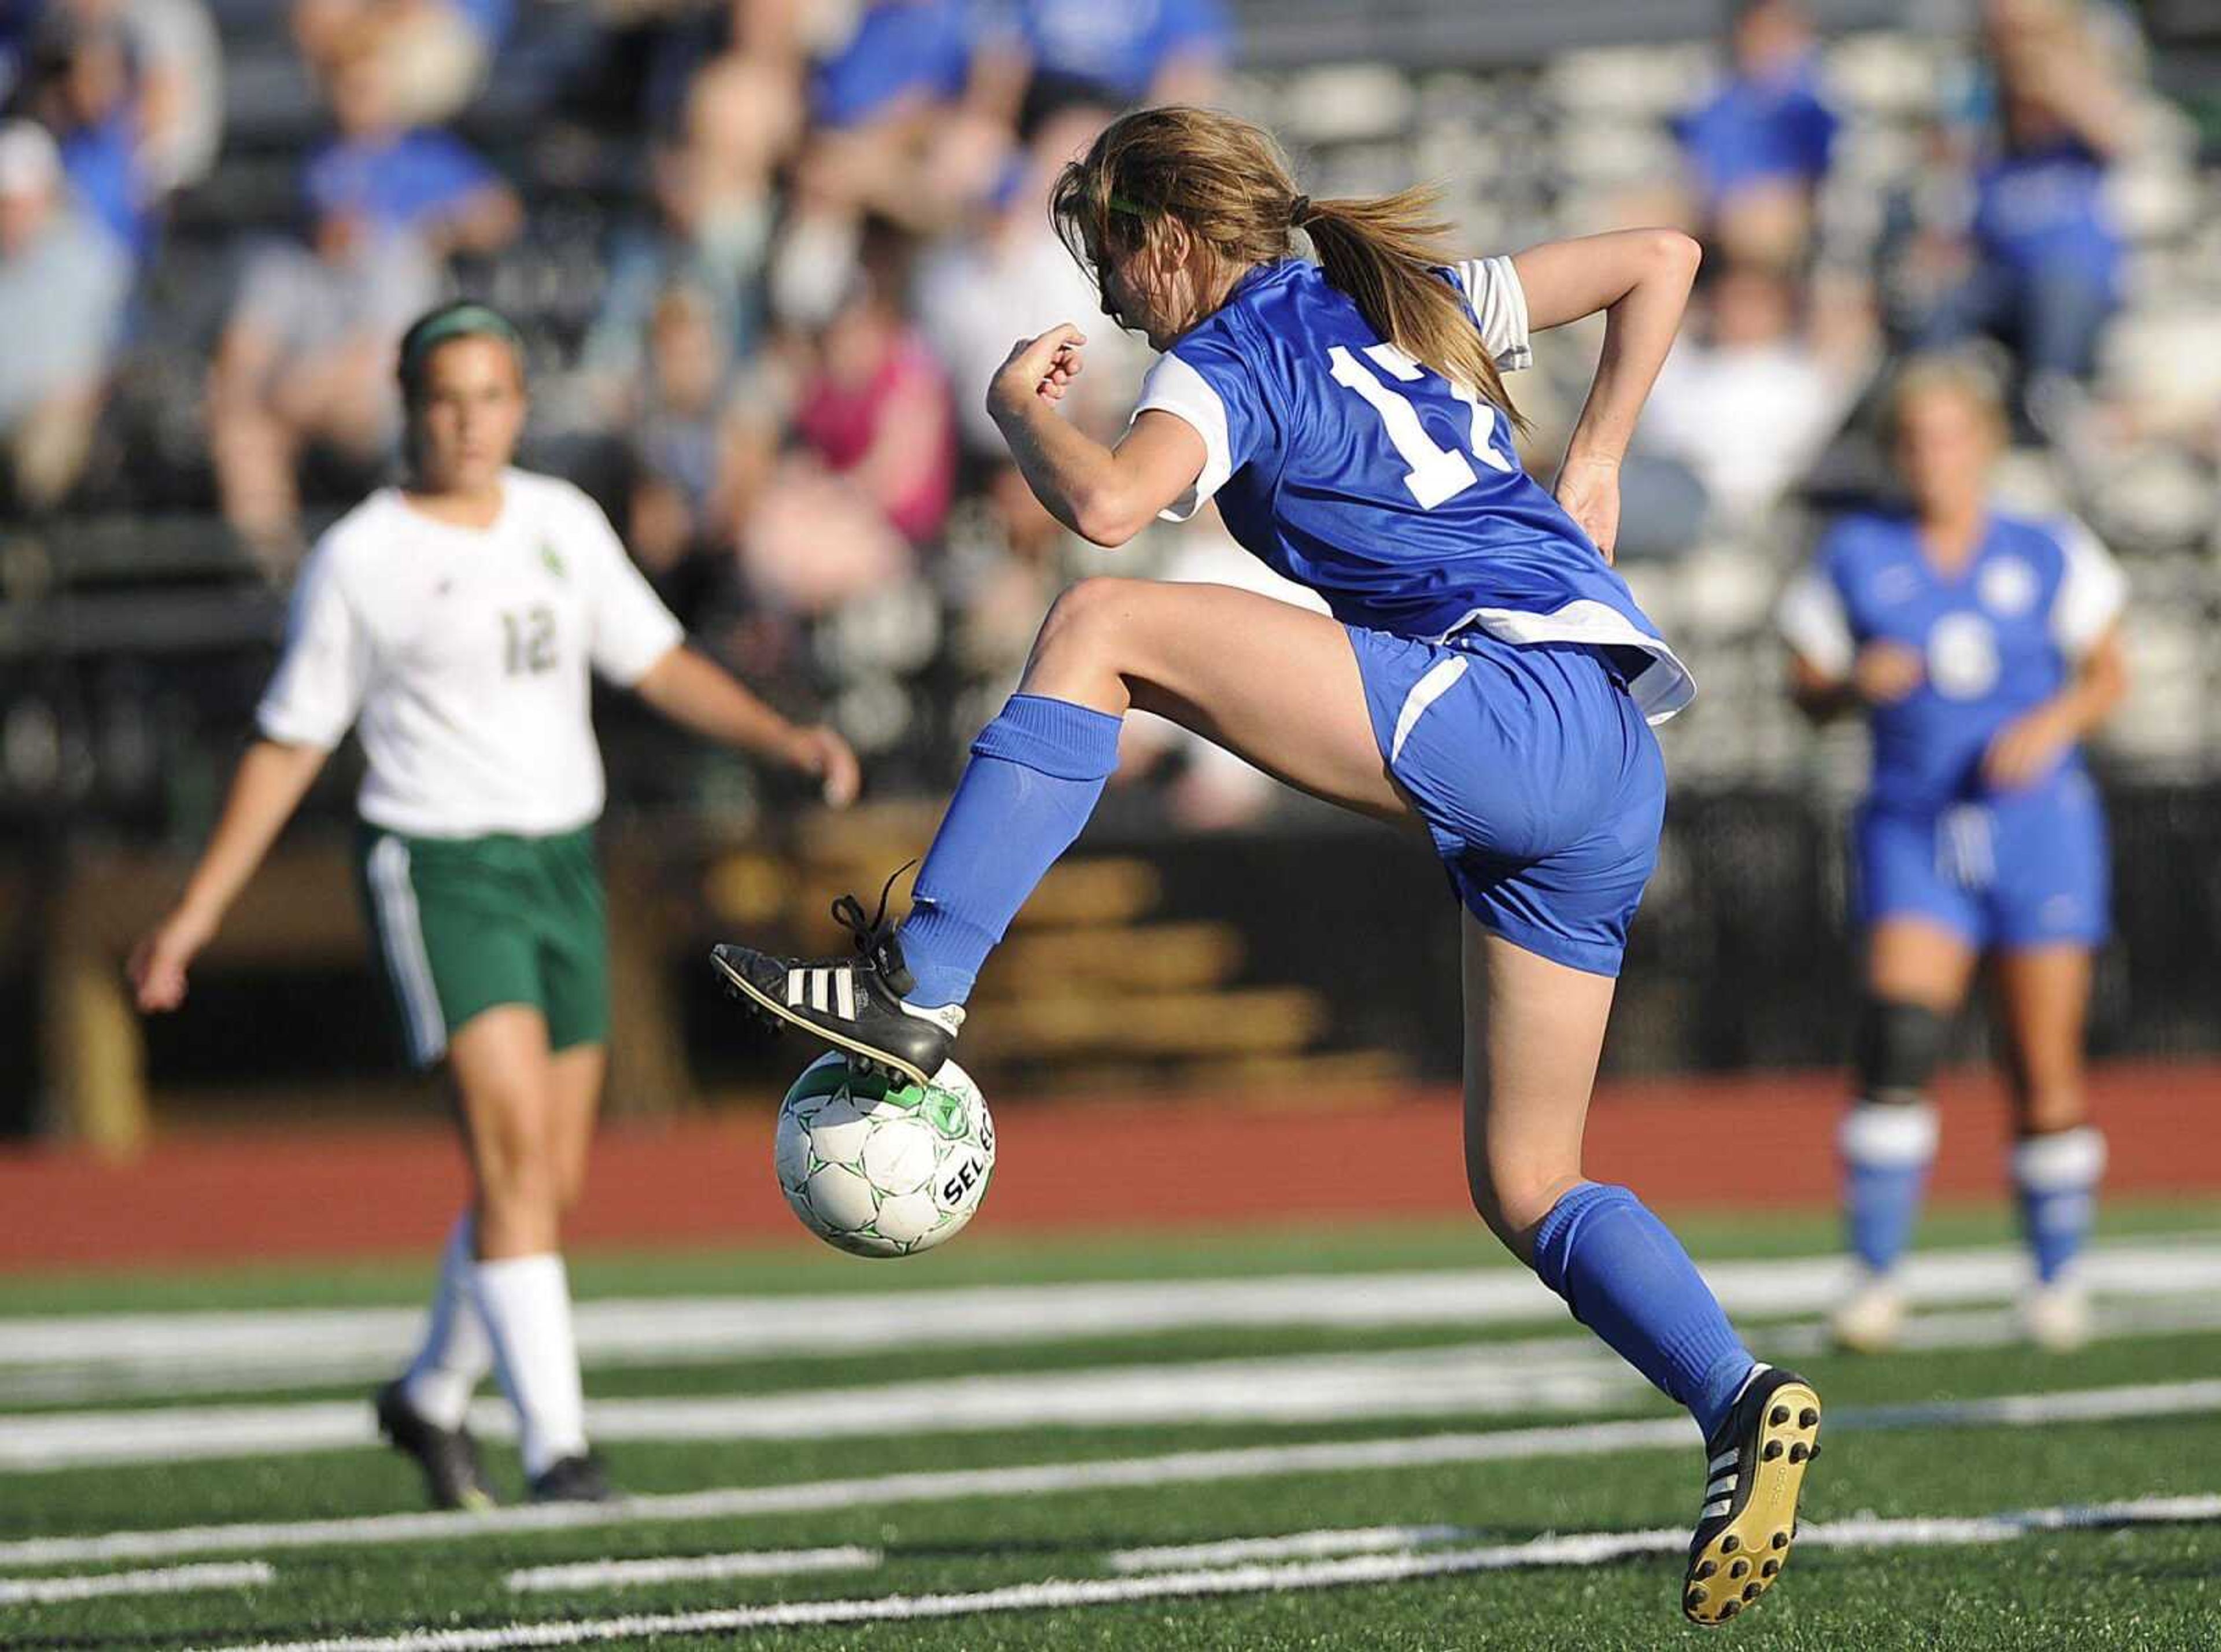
[1466,1164,1582,1257]
[1036,577,1144,659]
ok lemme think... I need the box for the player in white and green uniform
[131,301,860,1507]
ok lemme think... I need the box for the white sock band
[399,1214,492,1430]
[472,1252,589,1479]
[1840,1101,1940,1170]
[2013,1126,2107,1193]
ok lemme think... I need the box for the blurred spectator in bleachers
[916,103,1143,463]
[577,51,799,419]
[1919,0,2139,438]
[1675,0,1837,265]
[16,6,155,261]
[623,283,748,620]
[0,116,128,510]
[293,0,512,128]
[60,0,223,194]
[733,223,954,620]
[302,29,519,261]
[968,0,1231,121]
[202,205,438,570]
[1636,256,1872,545]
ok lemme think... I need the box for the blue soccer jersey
[1777,510,2127,810]
[1131,257,1694,723]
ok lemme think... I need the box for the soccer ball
[774,1053,995,1258]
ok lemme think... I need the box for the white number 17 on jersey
[1327,343,1514,510]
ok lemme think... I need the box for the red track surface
[3,1062,2218,1272]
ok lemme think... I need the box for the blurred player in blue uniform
[1779,357,2127,1354]
[715,105,1823,1626]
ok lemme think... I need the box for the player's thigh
[1023,577,1416,827]
[1460,915,1615,1258]
[1991,945,2093,1113]
[447,1004,562,1199]
[1865,917,1979,1012]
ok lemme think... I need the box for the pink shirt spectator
[794,330,955,545]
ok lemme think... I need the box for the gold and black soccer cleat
[1682,1366,1822,1627]
[373,1381,496,1512]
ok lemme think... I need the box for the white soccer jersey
[257,468,685,838]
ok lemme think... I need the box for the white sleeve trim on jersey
[2048,515,2128,659]
[1776,567,1857,680]
[1131,352,1233,522]
[1450,255,1535,373]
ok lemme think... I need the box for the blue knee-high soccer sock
[898,694,1124,1009]
[2013,1126,2105,1284]
[1839,1101,1940,1277]
[1530,1182,1757,1441]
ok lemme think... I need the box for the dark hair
[396,300,526,402]
[1051,105,1523,429]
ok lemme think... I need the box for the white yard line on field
[0,1559,272,1605]
[7,1378,2220,1571]
[6,1238,2218,1405]
[11,1289,2221,1474]
[1110,1525,1472,1572]
[195,1495,2221,1652]
[505,1546,881,1594]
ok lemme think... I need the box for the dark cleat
[1683,1367,1822,1628]
[529,1452,615,1504]
[374,1381,495,1512]
[710,871,962,1089]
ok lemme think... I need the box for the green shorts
[355,823,609,1068]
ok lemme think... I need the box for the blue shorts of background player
[1350,628,1665,978]
[1855,769,2110,950]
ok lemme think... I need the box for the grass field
[5,1201,2220,1650]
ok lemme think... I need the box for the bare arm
[632,645,861,806]
[986,324,1207,547]
[1510,230,1702,560]
[129,739,330,1011]
[1983,626,2128,790]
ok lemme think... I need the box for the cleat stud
[1771,1531,1789,1550]
[1799,1408,1819,1428]
[1769,1406,1790,1426]
[1763,1441,1783,1461]
[1743,1583,1763,1602]
[1720,1601,1741,1619]
[1686,1588,1707,1611]
[1721,1535,1740,1553]
[1695,1561,1717,1580]
[1789,1443,1809,1463]
[1729,1560,1748,1580]
[1762,1559,1780,1578]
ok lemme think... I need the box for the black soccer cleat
[374,1380,496,1512]
[529,1452,615,1504]
[1681,1366,1822,1628]
[710,869,964,1089]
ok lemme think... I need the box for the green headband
[400,303,525,386]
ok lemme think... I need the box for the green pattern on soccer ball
[923,1089,969,1139]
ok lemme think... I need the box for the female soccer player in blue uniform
[1779,357,2126,1354]
[715,106,1820,1625]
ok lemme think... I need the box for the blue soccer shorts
[1855,770,2110,950]
[1348,625,1666,977]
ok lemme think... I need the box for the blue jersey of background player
[713,105,1823,1628]
[1779,357,2127,1361]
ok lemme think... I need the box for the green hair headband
[399,301,525,386]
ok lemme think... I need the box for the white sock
[471,1252,589,1479]
[399,1214,493,1430]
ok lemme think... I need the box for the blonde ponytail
[1052,106,1521,429]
